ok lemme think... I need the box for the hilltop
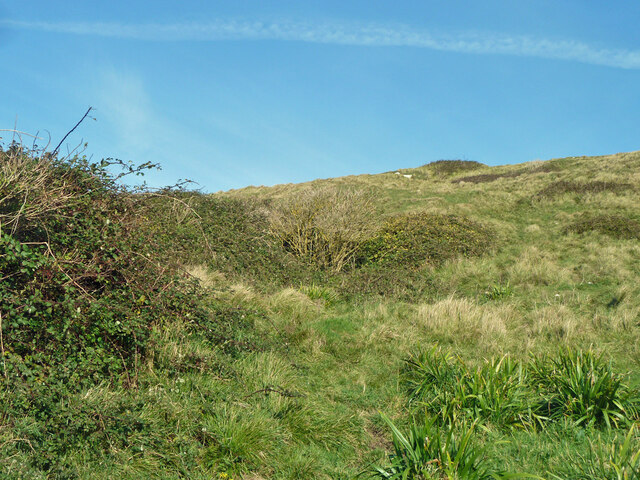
[1,145,639,479]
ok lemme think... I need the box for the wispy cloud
[3,18,640,69]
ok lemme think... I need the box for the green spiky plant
[530,349,639,429]
[372,414,496,480]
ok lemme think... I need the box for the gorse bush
[360,212,493,269]
[268,186,377,272]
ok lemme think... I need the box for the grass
[2,142,640,478]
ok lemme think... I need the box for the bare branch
[0,129,44,140]
[52,106,94,157]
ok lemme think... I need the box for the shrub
[360,212,493,269]
[564,215,640,240]
[453,171,523,184]
[0,143,211,389]
[268,187,377,272]
[425,160,486,175]
[140,192,310,287]
[533,180,633,200]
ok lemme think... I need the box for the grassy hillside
[1,144,639,479]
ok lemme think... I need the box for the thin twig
[41,226,96,300]
[52,107,93,157]
[0,129,44,140]
[0,310,7,379]
[242,386,304,400]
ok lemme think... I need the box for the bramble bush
[139,192,313,289]
[0,143,210,392]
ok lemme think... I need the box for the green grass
[2,143,640,478]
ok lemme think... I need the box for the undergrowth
[564,214,640,239]
[533,180,634,200]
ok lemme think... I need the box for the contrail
[3,18,640,69]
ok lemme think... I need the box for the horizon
[1,1,639,192]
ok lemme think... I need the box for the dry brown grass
[0,145,76,233]
[509,246,576,287]
[528,305,579,343]
[412,296,511,347]
[187,265,227,289]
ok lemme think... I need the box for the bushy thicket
[565,214,640,240]
[359,212,493,269]
[268,187,377,272]
[265,194,493,301]
[0,145,214,396]
[140,192,312,287]
[425,160,486,175]
[0,143,284,476]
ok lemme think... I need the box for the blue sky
[1,1,639,191]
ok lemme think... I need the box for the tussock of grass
[414,296,511,348]
[529,305,579,343]
[268,288,322,323]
